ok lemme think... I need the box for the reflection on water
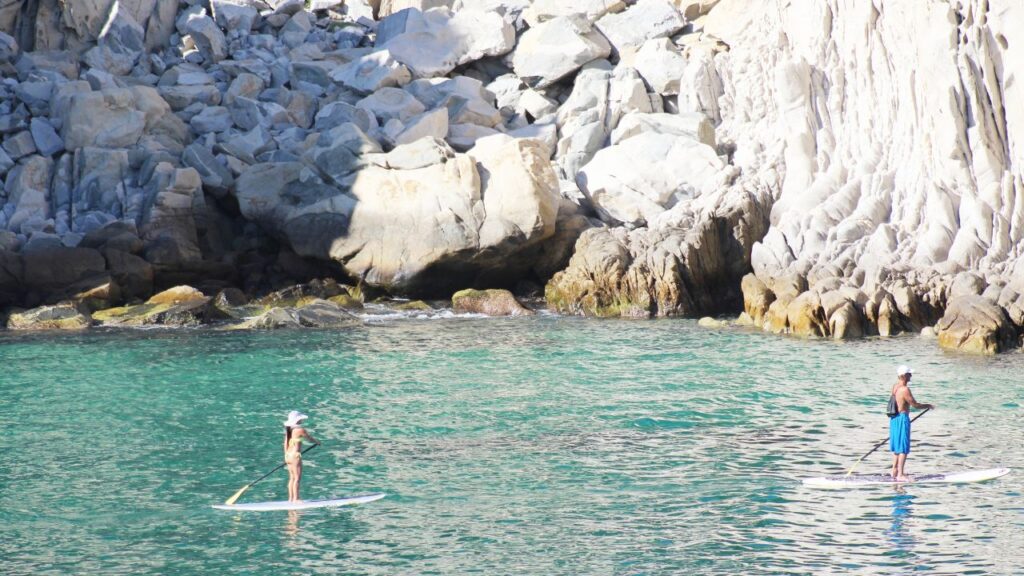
[885,490,915,556]
[285,510,300,539]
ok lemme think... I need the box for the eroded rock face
[546,185,772,317]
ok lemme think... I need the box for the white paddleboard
[212,492,386,511]
[803,467,1010,489]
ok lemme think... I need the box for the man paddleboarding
[284,411,320,502]
[888,366,934,481]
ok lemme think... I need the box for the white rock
[211,0,258,33]
[391,108,449,146]
[577,132,725,227]
[447,123,500,151]
[511,16,611,88]
[377,8,515,78]
[405,76,501,127]
[517,89,558,119]
[611,112,715,147]
[522,0,625,25]
[594,0,686,55]
[329,50,412,94]
[355,87,426,124]
[632,37,688,95]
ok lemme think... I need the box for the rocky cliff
[2,0,1023,351]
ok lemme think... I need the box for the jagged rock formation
[698,0,1024,352]
[2,0,1023,352]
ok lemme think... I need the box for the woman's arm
[299,428,321,445]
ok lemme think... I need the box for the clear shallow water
[1,317,1023,575]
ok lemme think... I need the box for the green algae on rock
[452,289,534,316]
[6,303,91,330]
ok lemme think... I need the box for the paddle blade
[224,483,252,506]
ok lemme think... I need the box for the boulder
[377,8,515,78]
[610,112,716,147]
[147,285,206,306]
[523,0,625,25]
[22,247,106,297]
[594,0,686,54]
[104,248,154,300]
[355,87,426,124]
[329,49,412,95]
[7,304,91,330]
[631,38,688,95]
[405,76,501,127]
[389,108,449,146]
[577,132,726,227]
[93,297,221,327]
[235,139,559,295]
[140,165,204,265]
[741,273,773,326]
[62,87,187,151]
[546,186,771,318]
[185,15,228,63]
[936,296,1018,355]
[29,118,64,157]
[82,2,145,75]
[786,291,826,338]
[233,299,361,329]
[451,288,534,316]
[511,16,611,88]
[211,0,258,32]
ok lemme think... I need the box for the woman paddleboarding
[283,411,320,502]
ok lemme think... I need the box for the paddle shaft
[224,443,318,505]
[844,408,930,477]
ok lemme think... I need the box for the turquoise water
[2,316,1023,575]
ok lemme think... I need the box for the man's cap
[897,365,913,376]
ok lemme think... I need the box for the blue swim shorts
[889,412,911,455]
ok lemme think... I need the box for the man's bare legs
[893,454,909,481]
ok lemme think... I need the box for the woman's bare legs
[287,461,298,502]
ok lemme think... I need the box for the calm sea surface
[2,313,1022,575]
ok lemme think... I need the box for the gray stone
[405,76,502,127]
[83,2,146,75]
[141,164,204,264]
[291,61,334,88]
[594,0,686,54]
[211,0,258,33]
[183,143,235,195]
[0,147,13,174]
[159,84,222,110]
[0,32,17,63]
[13,81,53,116]
[314,101,377,132]
[185,15,228,63]
[224,73,264,106]
[218,125,276,164]
[189,106,233,133]
[2,130,36,159]
[355,87,425,124]
[158,63,215,86]
[29,118,63,156]
[329,49,411,95]
[305,123,380,185]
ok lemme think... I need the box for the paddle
[224,444,318,506]
[844,408,930,477]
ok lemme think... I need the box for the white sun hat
[896,365,913,376]
[283,411,309,427]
